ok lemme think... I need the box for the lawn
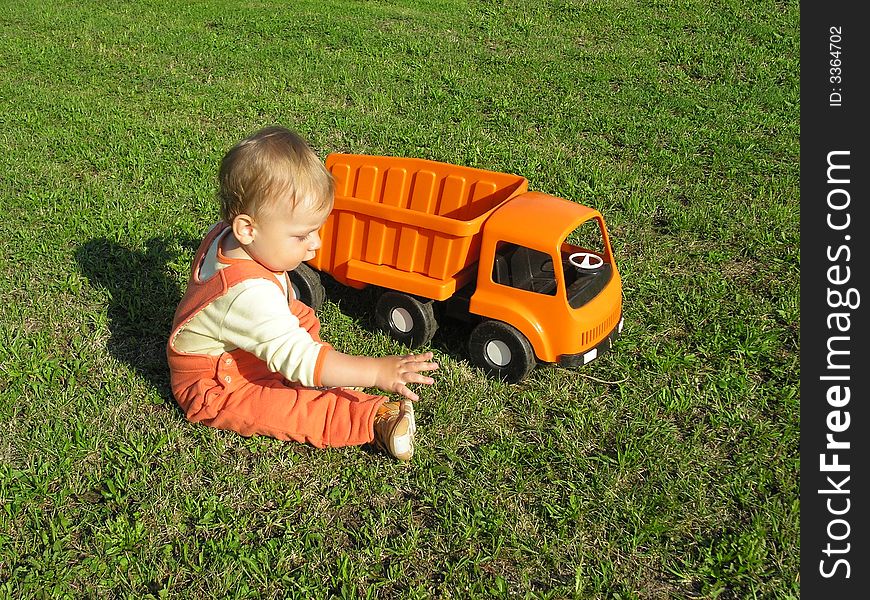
[0,0,800,598]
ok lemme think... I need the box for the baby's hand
[372,352,439,401]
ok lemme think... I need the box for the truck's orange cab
[292,154,623,382]
[470,192,623,373]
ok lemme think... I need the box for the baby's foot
[372,400,416,461]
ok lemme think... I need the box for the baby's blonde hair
[218,126,334,222]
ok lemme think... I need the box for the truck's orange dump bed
[310,154,528,300]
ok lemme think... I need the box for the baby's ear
[231,214,256,245]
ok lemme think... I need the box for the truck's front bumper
[557,315,624,368]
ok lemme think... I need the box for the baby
[166,126,438,460]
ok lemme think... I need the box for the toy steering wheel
[568,251,604,271]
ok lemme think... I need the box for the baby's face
[246,199,331,273]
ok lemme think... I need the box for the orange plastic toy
[290,154,623,382]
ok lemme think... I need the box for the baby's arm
[319,351,438,401]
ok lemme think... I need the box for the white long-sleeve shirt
[172,227,326,387]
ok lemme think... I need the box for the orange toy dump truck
[290,154,623,382]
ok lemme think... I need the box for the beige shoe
[372,400,416,461]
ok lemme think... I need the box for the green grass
[0,0,799,598]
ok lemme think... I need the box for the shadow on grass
[75,236,199,404]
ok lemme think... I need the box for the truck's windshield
[561,219,613,309]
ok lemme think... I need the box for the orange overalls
[166,223,386,448]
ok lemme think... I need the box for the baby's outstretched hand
[373,352,439,401]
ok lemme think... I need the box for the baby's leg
[204,379,386,448]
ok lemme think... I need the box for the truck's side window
[491,242,557,296]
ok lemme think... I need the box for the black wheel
[375,291,438,348]
[289,263,325,310]
[468,320,536,383]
